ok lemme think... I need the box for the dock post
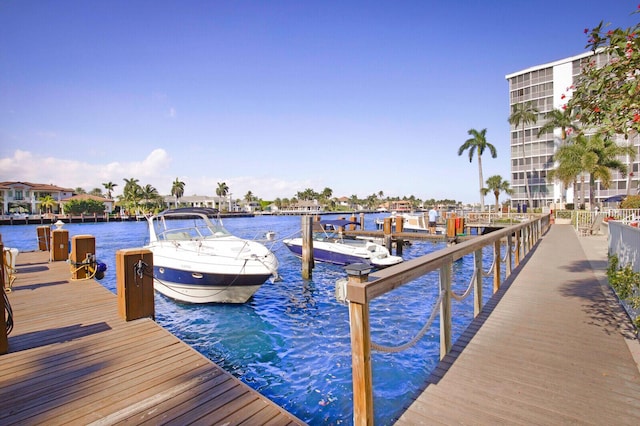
[301,216,314,279]
[0,242,7,355]
[493,240,501,292]
[383,218,392,252]
[350,214,357,230]
[473,249,483,317]
[116,248,154,321]
[394,216,404,256]
[346,263,374,426]
[37,226,51,251]
[51,229,69,262]
[506,234,513,276]
[439,259,452,359]
[359,213,365,229]
[70,235,95,280]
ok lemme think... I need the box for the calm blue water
[0,214,498,425]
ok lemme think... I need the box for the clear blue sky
[1,1,638,204]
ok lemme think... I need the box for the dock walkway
[0,251,305,425]
[395,224,640,424]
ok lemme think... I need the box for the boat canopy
[156,207,220,217]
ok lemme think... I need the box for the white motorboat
[283,219,403,268]
[144,208,279,304]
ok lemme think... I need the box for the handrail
[345,214,550,425]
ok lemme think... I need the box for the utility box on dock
[37,226,51,251]
[116,249,154,321]
[51,229,69,261]
[71,235,95,280]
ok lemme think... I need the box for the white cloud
[0,149,310,200]
[0,149,175,196]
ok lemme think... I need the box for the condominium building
[505,52,639,209]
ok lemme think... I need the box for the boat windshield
[154,215,232,240]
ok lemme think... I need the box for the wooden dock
[0,251,305,425]
[394,225,640,424]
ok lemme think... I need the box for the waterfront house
[0,181,74,216]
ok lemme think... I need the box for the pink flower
[561,94,566,99]
[634,113,640,123]
[584,28,589,34]
[594,106,601,113]
[562,104,567,110]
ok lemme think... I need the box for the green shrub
[620,195,640,209]
[607,255,640,328]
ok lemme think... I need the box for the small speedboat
[144,208,279,303]
[283,219,403,267]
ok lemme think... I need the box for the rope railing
[345,214,551,424]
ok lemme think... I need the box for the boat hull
[283,238,403,267]
[284,242,369,266]
[153,265,269,303]
[147,240,278,304]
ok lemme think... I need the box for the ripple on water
[0,215,503,425]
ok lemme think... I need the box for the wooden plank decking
[395,224,640,424]
[0,251,305,425]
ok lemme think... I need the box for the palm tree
[508,101,539,209]
[244,191,254,202]
[457,128,497,211]
[140,184,161,212]
[102,181,117,199]
[481,175,513,212]
[171,177,185,207]
[122,178,139,196]
[537,108,578,142]
[216,182,229,211]
[121,178,141,215]
[547,145,583,210]
[39,195,57,214]
[552,133,635,209]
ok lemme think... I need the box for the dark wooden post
[383,218,393,251]
[116,249,154,321]
[301,216,314,279]
[0,241,7,354]
[37,226,50,251]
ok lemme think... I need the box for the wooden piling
[50,229,69,261]
[37,226,50,251]
[0,242,7,355]
[70,235,95,280]
[301,216,314,279]
[439,260,452,359]
[116,248,154,321]
[347,267,374,426]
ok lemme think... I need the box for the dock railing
[345,214,551,425]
